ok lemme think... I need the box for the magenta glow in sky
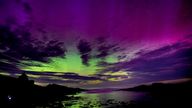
[0,0,192,88]
[27,0,189,42]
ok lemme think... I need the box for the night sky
[0,0,192,88]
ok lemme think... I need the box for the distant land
[121,78,192,92]
[119,78,192,107]
[0,73,84,108]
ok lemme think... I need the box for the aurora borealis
[0,0,192,88]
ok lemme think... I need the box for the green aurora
[20,51,118,76]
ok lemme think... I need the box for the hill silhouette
[122,79,192,92]
[120,80,192,107]
[0,73,84,108]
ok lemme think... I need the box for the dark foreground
[0,74,83,108]
[120,80,192,108]
[0,73,192,108]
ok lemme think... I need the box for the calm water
[62,90,149,108]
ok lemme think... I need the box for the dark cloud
[0,25,66,75]
[0,25,66,62]
[21,71,105,86]
[99,36,192,80]
[94,36,123,59]
[77,39,92,66]
[0,0,66,68]
[22,71,102,81]
[76,37,124,66]
[21,70,130,86]
[34,77,80,84]
[0,61,19,72]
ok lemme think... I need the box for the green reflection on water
[63,93,102,108]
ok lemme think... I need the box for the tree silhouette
[18,72,28,81]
